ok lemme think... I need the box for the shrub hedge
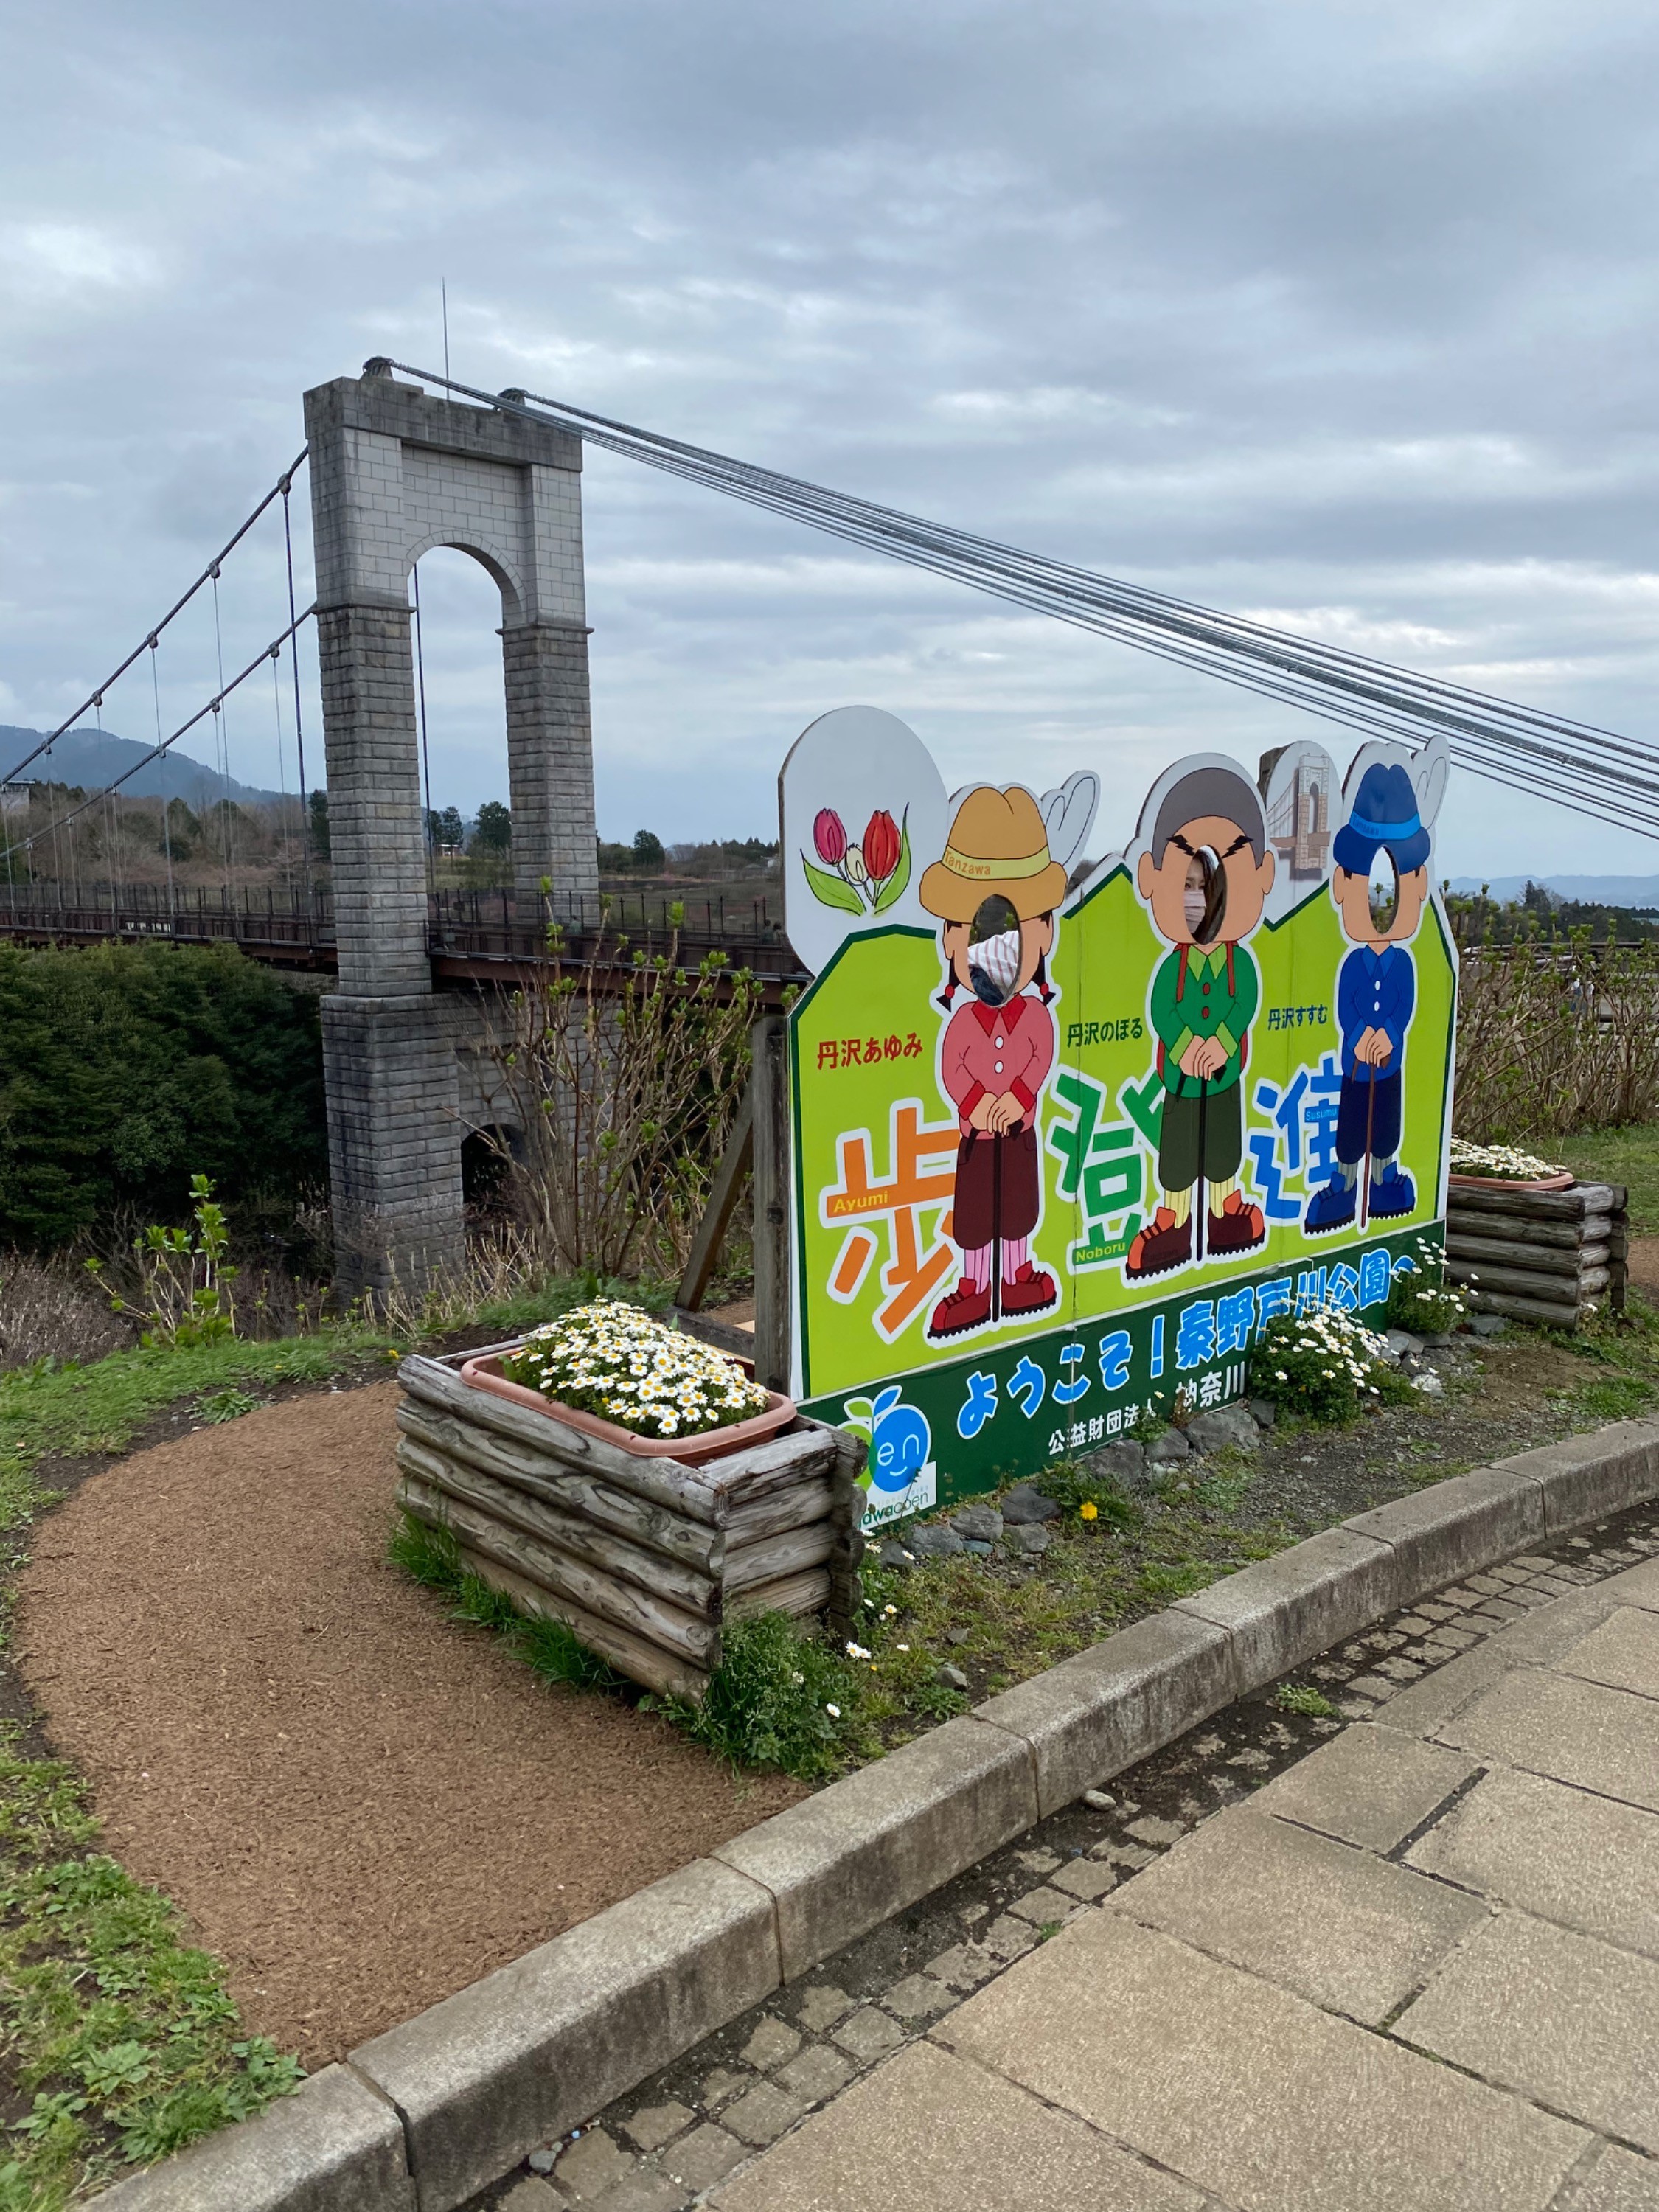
[0,942,325,1249]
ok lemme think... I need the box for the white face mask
[1183,862,1208,933]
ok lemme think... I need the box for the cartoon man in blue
[1305,759,1430,1231]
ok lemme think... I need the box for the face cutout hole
[967,894,1020,1005]
[1183,847,1227,944]
[1368,849,1399,931]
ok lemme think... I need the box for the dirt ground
[14,1383,801,2063]
[1626,1234,1659,1299]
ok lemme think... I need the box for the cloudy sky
[4,0,1658,874]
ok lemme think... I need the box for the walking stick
[1195,1074,1208,1264]
[1359,1061,1377,1233]
[990,1124,1004,1324]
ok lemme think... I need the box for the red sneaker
[999,1263,1058,1317]
[1125,1206,1192,1279]
[928,1280,993,1340]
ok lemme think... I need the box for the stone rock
[1383,1329,1422,1360]
[945,1626,972,1645]
[961,1538,992,1557]
[876,1536,915,1570]
[1420,1330,1459,1347]
[1412,1371,1445,1397]
[1248,1398,1278,1428]
[1001,1483,1062,1524]
[1082,1787,1116,1810]
[1468,1314,1508,1338]
[937,1663,970,1691]
[528,2149,559,2174]
[1083,1438,1145,1486]
[1184,1404,1260,1454]
[1146,1426,1191,1462]
[905,1523,964,1559]
[1004,1523,1053,1557]
[951,1501,1004,1542]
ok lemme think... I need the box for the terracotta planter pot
[460,1352,796,1464]
[1448,1170,1575,1193]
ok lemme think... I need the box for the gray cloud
[3,0,1658,874]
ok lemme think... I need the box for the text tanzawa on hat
[919,785,1069,925]
[1332,761,1432,876]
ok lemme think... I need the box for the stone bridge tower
[303,364,598,1292]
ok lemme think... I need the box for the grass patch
[0,1728,302,2208]
[1276,1683,1341,1719]
[1560,1122,1659,1233]
[192,1388,266,1425]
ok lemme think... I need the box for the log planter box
[1444,1178,1628,1332]
[394,1343,866,1703]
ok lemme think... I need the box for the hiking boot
[1206,1192,1265,1256]
[1368,1164,1416,1217]
[1124,1207,1192,1279]
[1304,1176,1357,1233]
[928,1279,992,1340]
[999,1263,1058,1318]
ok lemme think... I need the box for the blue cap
[1332,761,1431,874]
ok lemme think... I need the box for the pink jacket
[940,994,1055,1131]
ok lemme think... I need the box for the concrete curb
[92,1416,1659,2210]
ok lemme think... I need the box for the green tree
[470,801,512,855]
[308,788,330,860]
[632,830,665,871]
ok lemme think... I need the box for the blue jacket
[1337,944,1415,1082]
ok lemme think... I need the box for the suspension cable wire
[411,561,437,900]
[270,644,293,903]
[151,637,175,922]
[94,690,124,928]
[281,477,313,921]
[209,566,236,911]
[0,610,316,876]
[1,448,309,791]
[378,359,1659,841]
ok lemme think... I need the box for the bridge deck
[0,885,807,1000]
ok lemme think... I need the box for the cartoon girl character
[919,785,1067,1340]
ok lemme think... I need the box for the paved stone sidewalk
[484,1511,1659,2212]
[695,1551,1659,2212]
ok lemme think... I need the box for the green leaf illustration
[872,811,912,913]
[801,854,864,913]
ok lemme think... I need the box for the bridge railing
[0,880,805,979]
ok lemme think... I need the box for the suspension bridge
[7,359,1656,1290]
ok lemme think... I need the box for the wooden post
[751,1013,792,1394]
[675,1082,754,1312]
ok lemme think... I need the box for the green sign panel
[779,711,1457,1525]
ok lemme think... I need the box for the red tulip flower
[813,809,848,867]
[862,809,902,883]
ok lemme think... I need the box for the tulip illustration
[862,809,902,885]
[801,799,911,917]
[813,809,848,867]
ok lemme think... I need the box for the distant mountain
[1444,874,1659,908]
[0,726,293,811]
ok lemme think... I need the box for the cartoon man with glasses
[1126,764,1276,1280]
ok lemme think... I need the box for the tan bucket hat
[919,785,1068,923]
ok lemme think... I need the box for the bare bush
[480,917,761,1281]
[0,1256,133,1371]
[1454,937,1659,1141]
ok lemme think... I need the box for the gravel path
[14,1381,801,2062]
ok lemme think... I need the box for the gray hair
[1149,767,1267,866]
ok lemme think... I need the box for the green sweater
[1150,941,1259,1096]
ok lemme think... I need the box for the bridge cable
[0,610,316,877]
[0,448,309,791]
[151,639,176,922]
[281,477,314,920]
[375,361,1659,842]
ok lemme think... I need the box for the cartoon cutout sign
[918,783,1069,1340]
[1307,736,1450,1235]
[1124,756,1277,1280]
